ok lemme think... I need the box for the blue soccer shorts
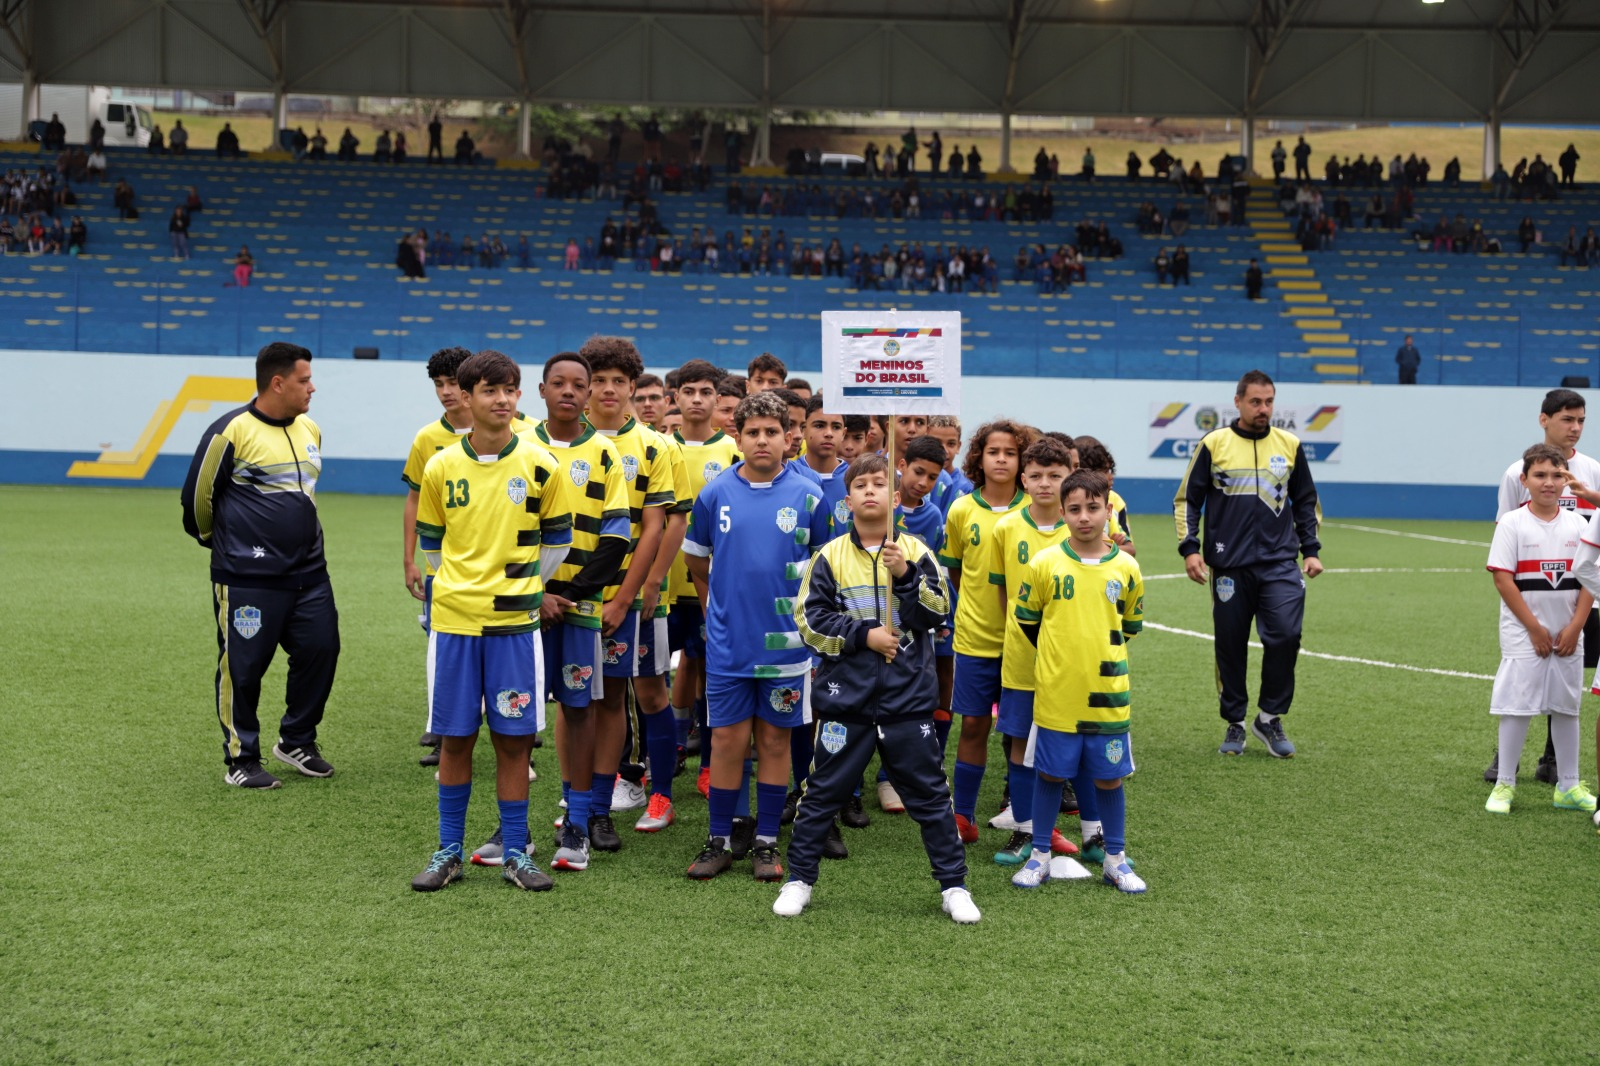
[706,672,812,730]
[951,652,1002,717]
[1027,726,1136,782]
[426,630,545,737]
[671,601,707,660]
[602,610,673,679]
[544,620,604,709]
[996,687,1035,740]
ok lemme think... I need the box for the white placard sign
[819,310,962,414]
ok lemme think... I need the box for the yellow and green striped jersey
[595,417,689,610]
[669,430,741,605]
[988,508,1071,691]
[939,488,1028,658]
[405,414,532,576]
[415,435,571,637]
[1013,543,1144,734]
[525,422,631,629]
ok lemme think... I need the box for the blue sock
[790,726,814,789]
[438,781,471,853]
[1008,761,1036,825]
[1099,783,1126,855]
[561,779,571,808]
[1073,767,1100,822]
[566,779,592,834]
[589,771,613,820]
[934,716,952,758]
[644,710,676,801]
[498,797,528,857]
[755,782,787,840]
[876,765,888,783]
[695,695,710,769]
[708,784,737,840]
[952,760,985,820]
[734,759,753,817]
[1031,776,1064,854]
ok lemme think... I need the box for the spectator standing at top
[1271,140,1287,180]
[1395,335,1422,384]
[88,119,105,153]
[607,115,624,164]
[149,125,165,154]
[1292,136,1311,182]
[309,128,327,161]
[217,123,241,159]
[427,114,443,162]
[924,131,942,177]
[454,129,475,165]
[291,127,308,161]
[901,127,918,172]
[642,115,663,161]
[1245,258,1263,300]
[1082,147,1096,182]
[338,128,359,161]
[169,120,189,155]
[1560,144,1580,186]
[1126,150,1141,179]
[43,113,65,150]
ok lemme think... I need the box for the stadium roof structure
[2,0,1599,125]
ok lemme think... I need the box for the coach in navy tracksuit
[181,343,340,789]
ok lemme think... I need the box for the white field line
[1142,567,1476,581]
[1142,621,1496,681]
[1323,520,1488,548]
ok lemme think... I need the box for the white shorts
[1490,654,1583,717]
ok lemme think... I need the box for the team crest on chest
[1542,560,1570,586]
[506,476,529,505]
[495,690,532,719]
[833,499,850,525]
[703,460,724,482]
[776,506,799,534]
[621,454,639,483]
[569,458,591,487]
[1105,578,1123,604]
[1268,454,1288,479]
[232,605,262,639]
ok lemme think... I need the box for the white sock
[1080,819,1103,841]
[756,834,777,847]
[1550,712,1581,791]
[1497,715,1532,787]
[1030,847,1050,861]
[1258,712,1278,724]
[1106,850,1126,869]
[670,703,690,720]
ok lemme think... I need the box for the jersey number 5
[718,504,731,532]
[444,478,471,508]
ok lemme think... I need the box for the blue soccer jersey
[786,456,852,540]
[896,496,947,557]
[684,461,830,679]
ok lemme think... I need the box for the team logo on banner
[232,605,262,639]
[1106,739,1125,765]
[1216,576,1235,603]
[769,686,803,714]
[604,638,629,665]
[1105,579,1123,605]
[703,460,724,482]
[506,476,528,505]
[569,459,590,487]
[882,338,901,357]
[563,664,593,690]
[495,690,532,718]
[622,455,639,483]
[776,507,798,534]
[819,720,848,754]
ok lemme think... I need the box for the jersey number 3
[968,522,980,546]
[444,478,471,508]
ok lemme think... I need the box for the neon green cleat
[1553,783,1598,812]
[1485,783,1515,814]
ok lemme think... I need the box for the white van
[0,84,154,148]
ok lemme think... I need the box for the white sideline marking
[1143,622,1496,681]
[1142,567,1475,581]
[1324,521,1488,548]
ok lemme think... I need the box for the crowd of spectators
[394,229,537,278]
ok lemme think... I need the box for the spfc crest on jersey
[1215,576,1235,603]
[1105,578,1123,605]
[776,506,799,534]
[621,454,639,483]
[506,476,529,505]
[1268,454,1289,479]
[819,720,847,754]
[495,689,532,719]
[703,460,724,482]
[232,605,262,639]
[604,637,629,665]
[563,664,593,690]
[1542,560,1570,586]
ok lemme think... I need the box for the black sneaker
[821,819,849,860]
[1219,723,1247,756]
[411,847,464,891]
[781,789,801,825]
[272,740,335,778]
[1535,756,1558,785]
[419,745,440,767]
[687,837,732,879]
[751,842,784,882]
[1484,745,1501,784]
[502,849,554,891]
[1249,715,1296,758]
[588,814,622,853]
[418,731,441,747]
[840,794,871,829]
[1060,779,1080,815]
[223,760,282,789]
[729,815,756,860]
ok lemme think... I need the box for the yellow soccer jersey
[988,508,1072,690]
[526,423,631,629]
[1107,488,1131,541]
[669,430,741,604]
[596,417,687,610]
[1014,543,1144,735]
[939,488,1028,658]
[654,433,693,618]
[405,414,532,576]
[415,435,572,637]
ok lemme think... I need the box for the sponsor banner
[1148,402,1343,462]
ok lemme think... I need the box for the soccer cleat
[1011,851,1051,889]
[729,816,757,860]
[1103,854,1148,894]
[1249,715,1295,758]
[1485,782,1515,814]
[822,820,849,860]
[635,794,675,832]
[588,814,622,853]
[419,731,440,747]
[773,880,812,917]
[781,789,801,825]
[1081,832,1108,865]
[1535,756,1559,786]
[271,741,335,778]
[687,837,733,880]
[223,760,282,790]
[1553,782,1598,812]
[472,827,533,867]
[941,886,982,923]
[527,759,537,783]
[1060,780,1080,815]
[751,842,784,882]
[411,847,464,891]
[994,829,1031,866]
[1593,809,1600,835]
[684,725,702,755]
[611,776,648,812]
[696,766,711,799]
[551,824,590,871]
[501,849,553,891]
[987,805,1022,831]
[1219,723,1247,756]
[840,794,871,829]
[1050,829,1080,856]
[419,746,440,768]
[1483,745,1501,784]
[876,780,905,813]
[955,813,980,844]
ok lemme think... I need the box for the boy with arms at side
[1012,469,1148,893]
[941,419,1037,843]
[683,391,831,881]
[410,351,573,892]
[778,454,979,923]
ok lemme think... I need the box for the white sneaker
[876,780,905,813]
[1102,853,1147,894]
[611,776,648,812]
[528,761,537,782]
[1011,850,1051,888]
[987,805,1022,830]
[941,886,981,924]
[773,880,813,917]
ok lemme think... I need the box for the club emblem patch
[495,690,532,718]
[622,454,639,483]
[1542,561,1569,586]
[1215,576,1235,603]
[769,686,803,714]
[569,458,591,487]
[1106,738,1125,765]
[562,664,593,690]
[1268,454,1288,479]
[506,476,528,505]
[819,720,848,754]
[703,460,724,482]
[604,638,629,665]
[232,605,261,639]
[304,443,320,461]
[776,506,799,534]
[1105,579,1123,605]
[833,499,850,525]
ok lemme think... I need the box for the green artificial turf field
[2,485,1595,1064]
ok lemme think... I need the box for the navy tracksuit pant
[1211,558,1304,724]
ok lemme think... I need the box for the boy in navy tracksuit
[777,454,979,923]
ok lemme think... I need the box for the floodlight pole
[0,0,37,139]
